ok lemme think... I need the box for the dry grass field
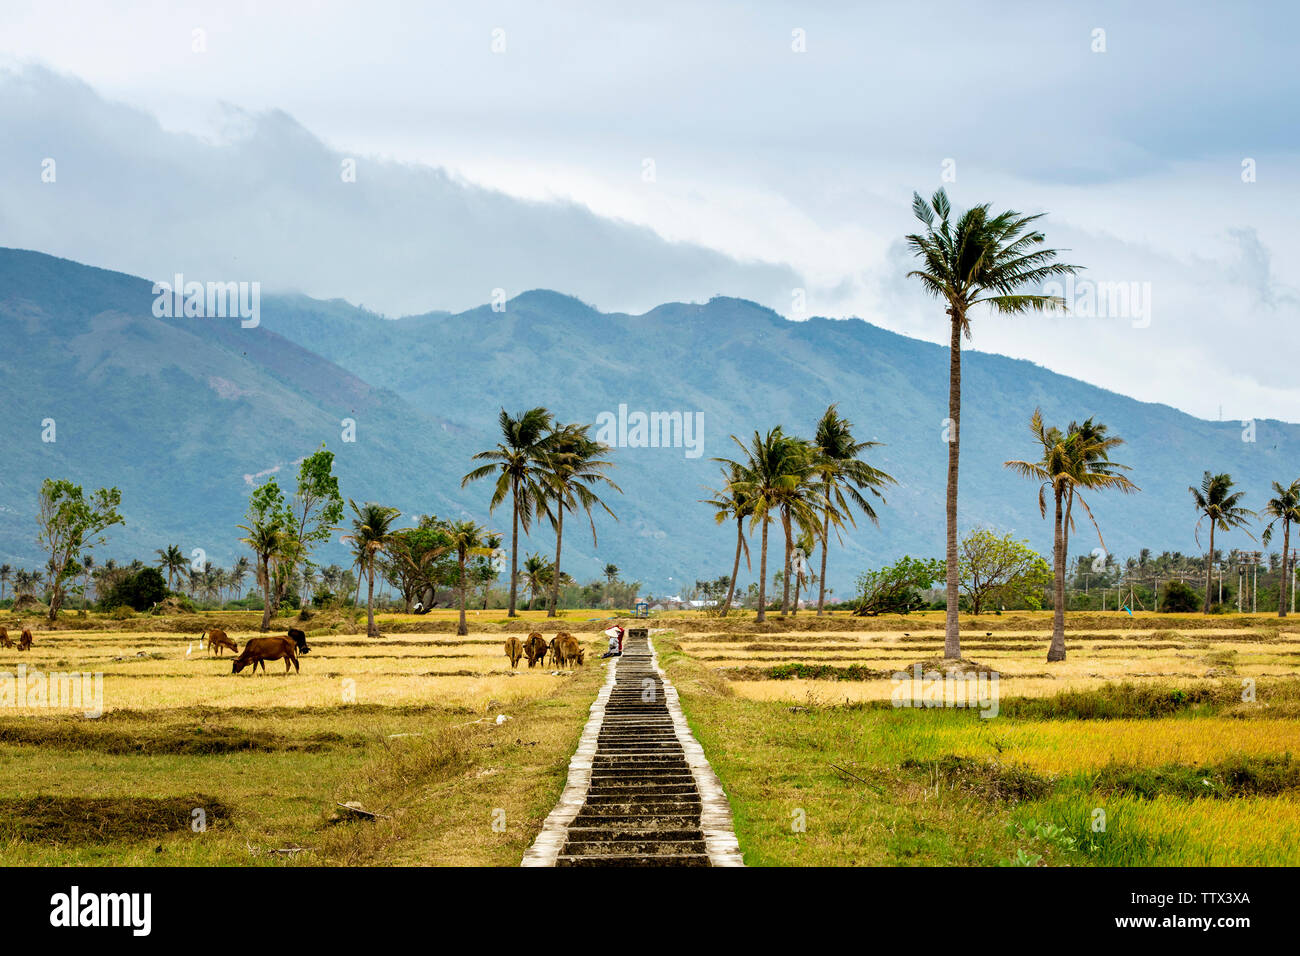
[660,610,1300,866]
[0,610,612,866]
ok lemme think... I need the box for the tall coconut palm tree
[1190,472,1256,615]
[907,188,1080,658]
[719,428,832,622]
[1059,418,1127,569]
[540,424,621,618]
[1005,409,1136,661]
[343,500,401,637]
[445,520,496,636]
[462,407,556,617]
[230,556,249,601]
[791,528,816,616]
[155,544,186,591]
[1262,479,1300,617]
[703,461,755,617]
[811,404,896,616]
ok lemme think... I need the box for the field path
[521,630,743,866]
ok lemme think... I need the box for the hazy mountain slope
[3,248,1296,596]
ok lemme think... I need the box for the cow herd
[199,627,311,675]
[505,631,585,670]
[0,626,33,651]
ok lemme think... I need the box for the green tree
[703,461,754,617]
[540,424,620,618]
[853,556,945,616]
[155,544,186,591]
[383,516,457,611]
[1189,472,1256,615]
[444,520,496,636]
[958,528,1051,614]
[279,445,345,610]
[811,403,896,615]
[462,407,557,617]
[718,428,830,623]
[906,188,1080,658]
[1005,410,1136,660]
[36,479,124,621]
[1261,479,1300,617]
[344,500,402,637]
[237,479,292,631]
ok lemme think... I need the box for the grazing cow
[547,636,562,667]
[203,628,238,656]
[558,633,583,667]
[231,636,299,675]
[0,627,12,649]
[523,632,548,668]
[504,636,524,669]
[287,627,311,655]
[18,628,33,651]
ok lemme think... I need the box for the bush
[100,567,168,612]
[109,605,135,620]
[1159,579,1202,613]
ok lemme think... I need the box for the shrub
[1159,579,1201,613]
[100,567,168,612]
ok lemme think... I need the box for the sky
[1,0,1297,422]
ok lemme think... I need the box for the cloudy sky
[1,0,1296,421]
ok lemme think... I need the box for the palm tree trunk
[817,504,830,615]
[724,518,743,617]
[793,575,801,616]
[457,553,469,636]
[1047,488,1067,662]
[781,510,793,615]
[1203,524,1216,615]
[548,507,564,618]
[508,490,520,617]
[260,557,273,631]
[1280,521,1291,618]
[944,314,962,659]
[366,564,378,637]
[756,520,770,624]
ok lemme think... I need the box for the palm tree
[0,564,10,603]
[540,424,621,618]
[1060,418,1127,570]
[1262,479,1300,617]
[811,404,896,615]
[444,520,495,636]
[521,553,550,610]
[238,520,288,631]
[155,544,187,591]
[1005,409,1136,661]
[791,528,816,615]
[907,188,1080,658]
[719,428,831,622]
[1189,472,1256,615]
[230,556,249,601]
[703,461,754,617]
[462,407,556,617]
[343,500,401,637]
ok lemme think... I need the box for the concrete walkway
[521,629,743,867]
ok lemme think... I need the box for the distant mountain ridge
[2,247,1295,595]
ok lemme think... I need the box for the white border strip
[520,655,620,867]
[649,636,745,867]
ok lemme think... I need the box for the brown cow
[523,632,548,668]
[558,633,583,667]
[504,636,523,669]
[231,636,299,675]
[547,635,562,667]
[203,628,238,656]
[18,628,33,651]
[0,627,12,648]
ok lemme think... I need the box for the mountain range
[2,247,1296,596]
